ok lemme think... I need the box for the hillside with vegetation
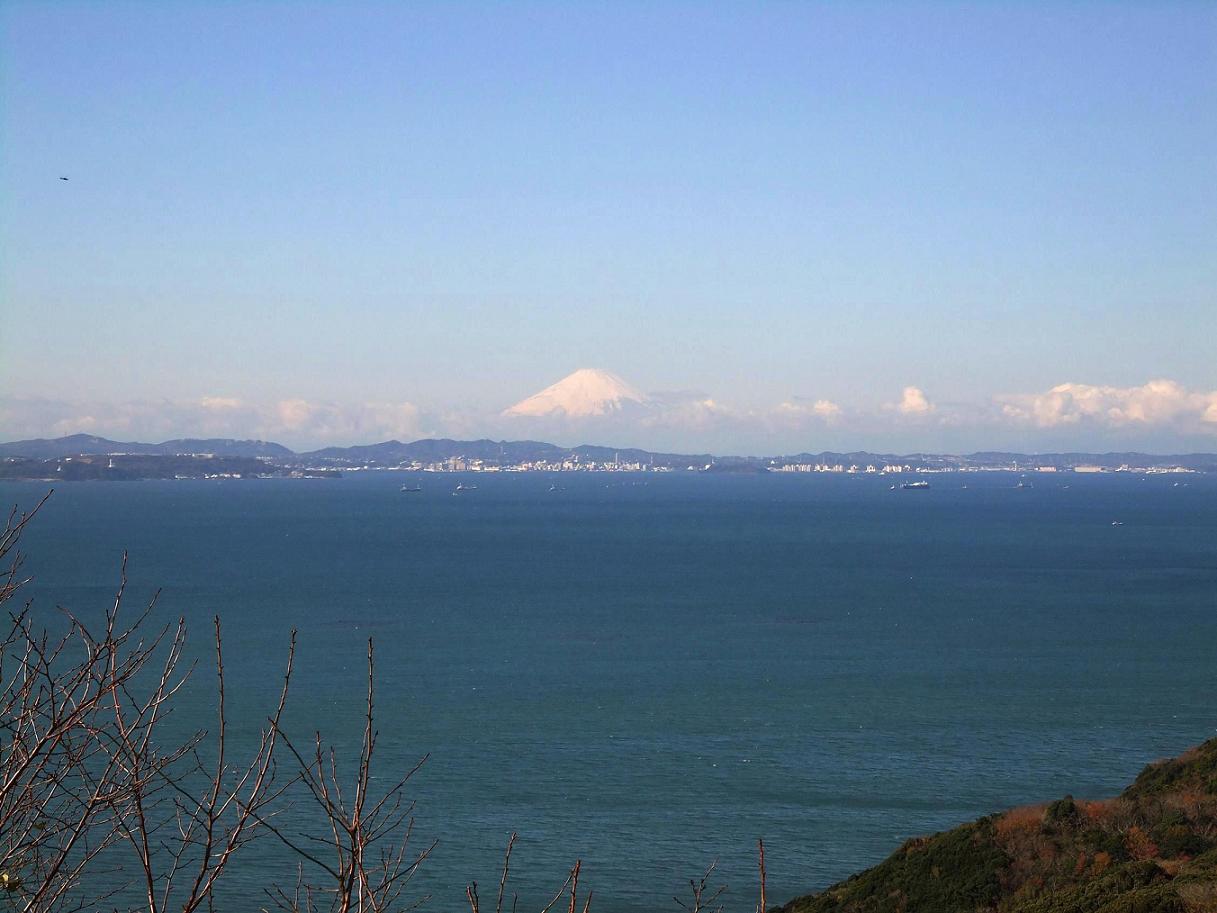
[780,739,1217,913]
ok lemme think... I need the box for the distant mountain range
[1,433,1215,472]
[303,437,707,466]
[0,434,294,460]
[0,433,710,469]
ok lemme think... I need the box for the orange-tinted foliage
[1091,851,1112,875]
[1168,789,1211,821]
[1126,826,1159,861]
[995,805,1045,840]
[1074,852,1088,876]
[1158,858,1187,876]
[1079,800,1111,822]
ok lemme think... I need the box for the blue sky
[2,2,1214,451]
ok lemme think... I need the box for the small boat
[453,483,478,493]
[1111,520,1123,526]
[400,484,422,493]
[901,480,930,490]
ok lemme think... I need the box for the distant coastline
[1,433,1214,481]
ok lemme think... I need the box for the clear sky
[2,2,1214,452]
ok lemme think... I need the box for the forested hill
[780,738,1217,913]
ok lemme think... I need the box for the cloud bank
[3,378,1215,452]
[997,379,1217,432]
[0,396,430,450]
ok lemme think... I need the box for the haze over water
[4,472,1215,911]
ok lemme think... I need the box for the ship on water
[901,480,930,490]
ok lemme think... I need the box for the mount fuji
[502,369,652,419]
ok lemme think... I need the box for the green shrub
[782,738,1217,913]
[1152,825,1212,860]
[1046,796,1082,827]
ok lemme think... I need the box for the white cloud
[812,399,843,419]
[773,398,843,424]
[0,396,427,449]
[275,399,316,431]
[642,392,748,431]
[257,399,424,443]
[998,379,1217,431]
[893,386,934,415]
[275,400,419,439]
[199,396,244,411]
[48,414,98,435]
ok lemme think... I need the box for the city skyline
[2,3,1214,452]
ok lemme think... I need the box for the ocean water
[3,471,1215,912]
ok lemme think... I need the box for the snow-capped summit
[503,369,651,418]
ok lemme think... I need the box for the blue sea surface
[3,471,1215,911]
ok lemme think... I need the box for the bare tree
[467,835,589,913]
[0,493,161,912]
[263,638,433,913]
[756,839,765,913]
[674,861,727,913]
[674,840,767,913]
[103,614,296,913]
[4,493,755,913]
[1,496,432,913]
[0,493,303,912]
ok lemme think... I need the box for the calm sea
[3,471,1215,912]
